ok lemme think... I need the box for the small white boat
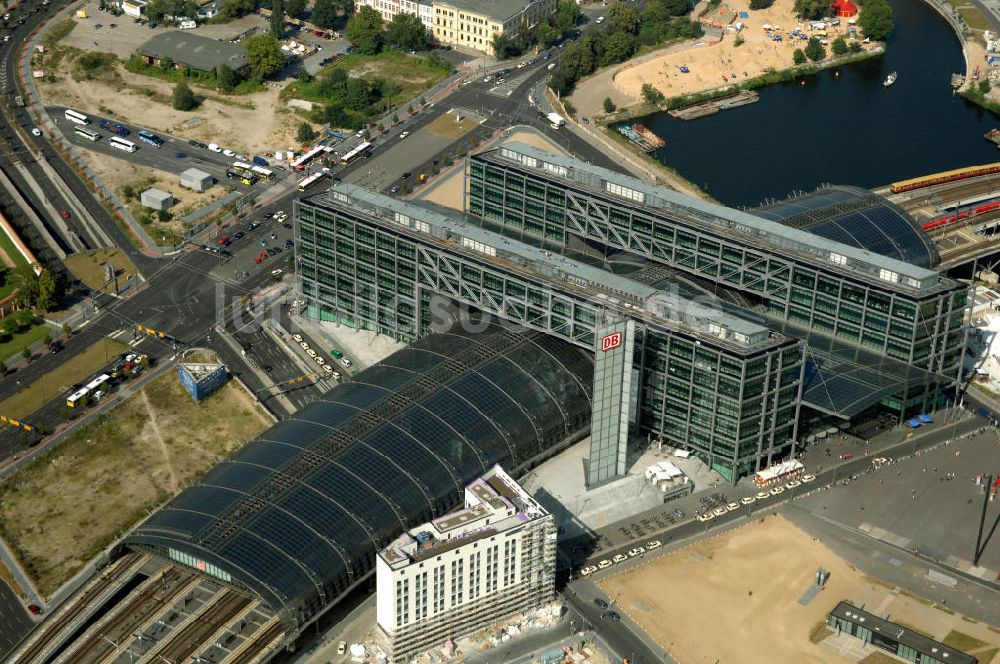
[883,71,897,87]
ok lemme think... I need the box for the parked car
[645,540,662,549]
[31,127,41,136]
[59,210,70,219]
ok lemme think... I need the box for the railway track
[10,552,148,664]
[59,567,193,664]
[149,591,253,664]
[227,620,285,664]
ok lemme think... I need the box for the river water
[641,0,1000,207]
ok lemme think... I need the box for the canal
[643,0,1000,207]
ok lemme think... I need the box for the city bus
[64,108,90,125]
[99,119,129,137]
[290,145,326,171]
[109,136,138,153]
[65,386,90,408]
[232,161,254,175]
[250,165,273,180]
[226,168,258,186]
[297,172,326,192]
[137,130,163,147]
[74,126,100,142]
[340,141,371,165]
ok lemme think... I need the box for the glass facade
[467,149,968,382]
[296,192,803,484]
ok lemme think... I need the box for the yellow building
[431,0,556,55]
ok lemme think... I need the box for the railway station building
[295,142,969,485]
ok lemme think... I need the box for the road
[0,579,34,658]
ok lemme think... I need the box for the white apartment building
[375,465,556,663]
[356,0,434,29]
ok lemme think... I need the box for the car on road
[390,185,400,194]
[646,539,661,549]
[49,342,63,354]
[785,479,801,489]
[580,565,598,576]
[31,127,41,136]
[399,131,409,139]
[483,76,493,83]
[299,341,310,350]
[254,251,268,263]
[612,553,628,563]
[223,149,235,157]
[696,512,714,522]
[594,598,609,609]
[712,507,727,517]
[671,507,685,518]
[340,356,352,367]
[110,23,117,27]
[27,603,42,615]
[606,611,621,622]
[292,334,303,342]
[208,144,223,152]
[283,239,293,249]
[60,210,70,219]
[232,231,244,240]
[273,210,287,220]
[330,348,343,358]
[756,491,769,500]
[516,61,527,69]
[189,139,207,148]
[306,348,317,357]
[94,23,102,28]
[175,151,186,158]
[597,559,612,569]
[727,502,740,511]
[740,496,756,505]
[801,474,816,483]
[627,547,644,557]
[769,485,785,496]
[337,642,347,655]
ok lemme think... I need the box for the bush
[831,36,848,56]
[641,83,665,105]
[804,36,825,62]
[749,0,773,7]
[734,34,745,47]
[793,48,807,65]
[979,79,991,95]
[297,122,314,143]
[603,96,616,113]
[172,81,198,111]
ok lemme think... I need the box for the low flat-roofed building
[828,601,978,664]
[140,188,173,210]
[137,31,249,74]
[431,0,556,55]
[375,465,556,662]
[180,167,213,192]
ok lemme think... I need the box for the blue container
[178,363,227,401]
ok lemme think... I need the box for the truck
[99,119,128,137]
[252,155,269,166]
[547,112,566,128]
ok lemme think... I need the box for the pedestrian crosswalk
[485,68,538,97]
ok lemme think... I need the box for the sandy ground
[598,515,999,664]
[0,371,270,596]
[572,0,877,117]
[36,36,301,158]
[414,128,568,210]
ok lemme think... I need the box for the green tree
[979,79,992,95]
[62,322,71,335]
[804,36,825,61]
[244,33,286,78]
[608,1,640,33]
[297,122,314,142]
[603,96,616,112]
[36,270,60,311]
[312,0,339,28]
[858,0,893,40]
[830,35,848,55]
[641,82,665,105]
[346,6,386,54]
[491,33,518,59]
[21,347,31,362]
[661,0,691,17]
[848,40,862,53]
[286,0,307,18]
[0,361,6,375]
[270,0,285,37]
[10,265,38,308]
[172,81,197,110]
[554,0,581,33]
[749,0,773,8]
[601,30,638,64]
[386,12,429,51]
[535,20,559,47]
[793,0,828,19]
[792,47,807,64]
[221,0,255,18]
[217,63,238,92]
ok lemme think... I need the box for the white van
[596,15,605,23]
[179,19,196,29]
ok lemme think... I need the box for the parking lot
[60,0,166,58]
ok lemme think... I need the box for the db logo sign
[601,332,623,352]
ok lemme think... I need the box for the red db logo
[601,332,622,352]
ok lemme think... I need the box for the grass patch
[423,113,480,140]
[0,336,127,420]
[64,248,139,292]
[958,6,993,31]
[860,653,902,664]
[326,50,452,102]
[0,322,52,367]
[942,630,985,651]
[123,53,259,97]
[808,620,833,644]
[0,228,29,269]
[0,370,271,596]
[42,18,76,48]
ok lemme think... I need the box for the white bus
[109,136,138,153]
[66,386,90,408]
[74,126,100,142]
[250,165,273,180]
[64,109,90,125]
[297,172,326,192]
[340,141,372,165]
[291,145,326,171]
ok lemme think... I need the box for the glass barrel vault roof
[126,325,594,631]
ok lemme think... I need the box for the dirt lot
[63,247,139,290]
[36,24,301,158]
[0,369,270,597]
[599,515,1000,664]
[571,0,878,118]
